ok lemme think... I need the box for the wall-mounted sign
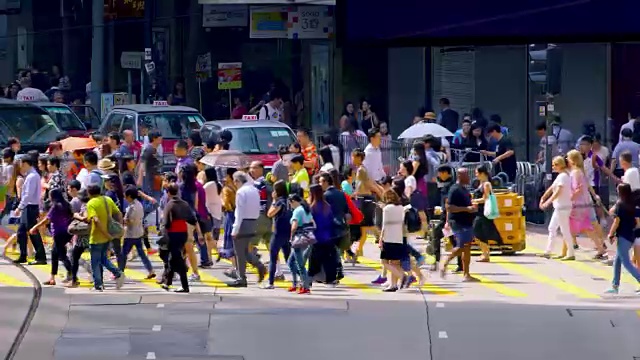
[217,62,242,90]
[288,6,333,39]
[203,4,248,27]
[249,5,288,39]
[120,51,143,69]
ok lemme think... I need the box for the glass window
[41,106,86,132]
[227,127,296,154]
[0,107,61,144]
[140,112,204,139]
[121,115,135,132]
[103,113,124,134]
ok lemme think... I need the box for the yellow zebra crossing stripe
[491,257,601,299]
[354,256,457,296]
[0,272,30,287]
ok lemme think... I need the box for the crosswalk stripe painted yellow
[354,256,457,296]
[522,247,636,286]
[252,245,380,293]
[147,253,227,289]
[0,272,30,287]
[492,257,601,299]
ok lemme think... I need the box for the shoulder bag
[291,223,317,249]
[483,186,500,220]
[102,196,125,238]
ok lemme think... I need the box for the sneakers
[287,286,298,292]
[604,287,619,294]
[275,274,286,282]
[371,275,387,285]
[115,275,125,289]
[297,287,310,294]
[189,274,201,282]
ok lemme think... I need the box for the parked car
[32,102,89,137]
[0,99,64,152]
[97,101,205,170]
[199,116,297,169]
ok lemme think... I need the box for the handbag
[68,219,90,236]
[291,224,317,249]
[483,190,500,220]
[102,196,125,238]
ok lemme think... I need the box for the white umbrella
[397,122,454,139]
[199,150,251,168]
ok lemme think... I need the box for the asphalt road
[1,223,640,360]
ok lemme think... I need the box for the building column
[387,47,427,137]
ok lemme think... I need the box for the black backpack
[405,206,422,233]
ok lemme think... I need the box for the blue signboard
[344,0,638,41]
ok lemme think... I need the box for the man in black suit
[437,97,460,134]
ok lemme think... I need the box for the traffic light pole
[543,94,555,225]
[90,0,104,116]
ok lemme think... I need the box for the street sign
[120,51,143,69]
[547,103,555,112]
[144,61,156,74]
[144,48,152,61]
[217,62,242,90]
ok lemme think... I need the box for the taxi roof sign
[153,100,169,106]
[242,115,258,121]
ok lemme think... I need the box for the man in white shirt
[228,171,266,287]
[258,93,283,121]
[16,77,48,102]
[619,151,640,191]
[619,114,638,143]
[363,128,386,182]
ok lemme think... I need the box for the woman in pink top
[567,150,607,259]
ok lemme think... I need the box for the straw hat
[424,112,437,120]
[97,158,116,171]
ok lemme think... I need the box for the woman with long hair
[287,193,314,294]
[472,165,502,262]
[605,183,640,294]
[410,143,429,235]
[378,189,408,292]
[306,184,338,286]
[463,123,488,162]
[539,156,574,260]
[168,80,186,106]
[179,164,204,281]
[566,149,606,259]
[264,180,292,289]
[30,188,74,285]
[203,167,222,262]
[221,167,239,278]
[161,183,193,293]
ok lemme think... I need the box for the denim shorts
[452,227,474,247]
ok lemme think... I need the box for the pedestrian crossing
[0,232,639,306]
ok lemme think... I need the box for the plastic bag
[484,192,500,220]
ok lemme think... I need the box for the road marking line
[438,331,448,339]
[157,303,164,308]
[523,247,636,285]
[436,302,445,308]
[152,325,161,331]
[355,256,457,295]
[146,352,156,360]
[636,310,640,318]
[148,254,226,289]
[467,273,528,298]
[6,253,94,288]
[0,272,31,287]
[235,247,380,293]
[493,258,601,299]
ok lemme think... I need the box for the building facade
[339,0,640,160]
